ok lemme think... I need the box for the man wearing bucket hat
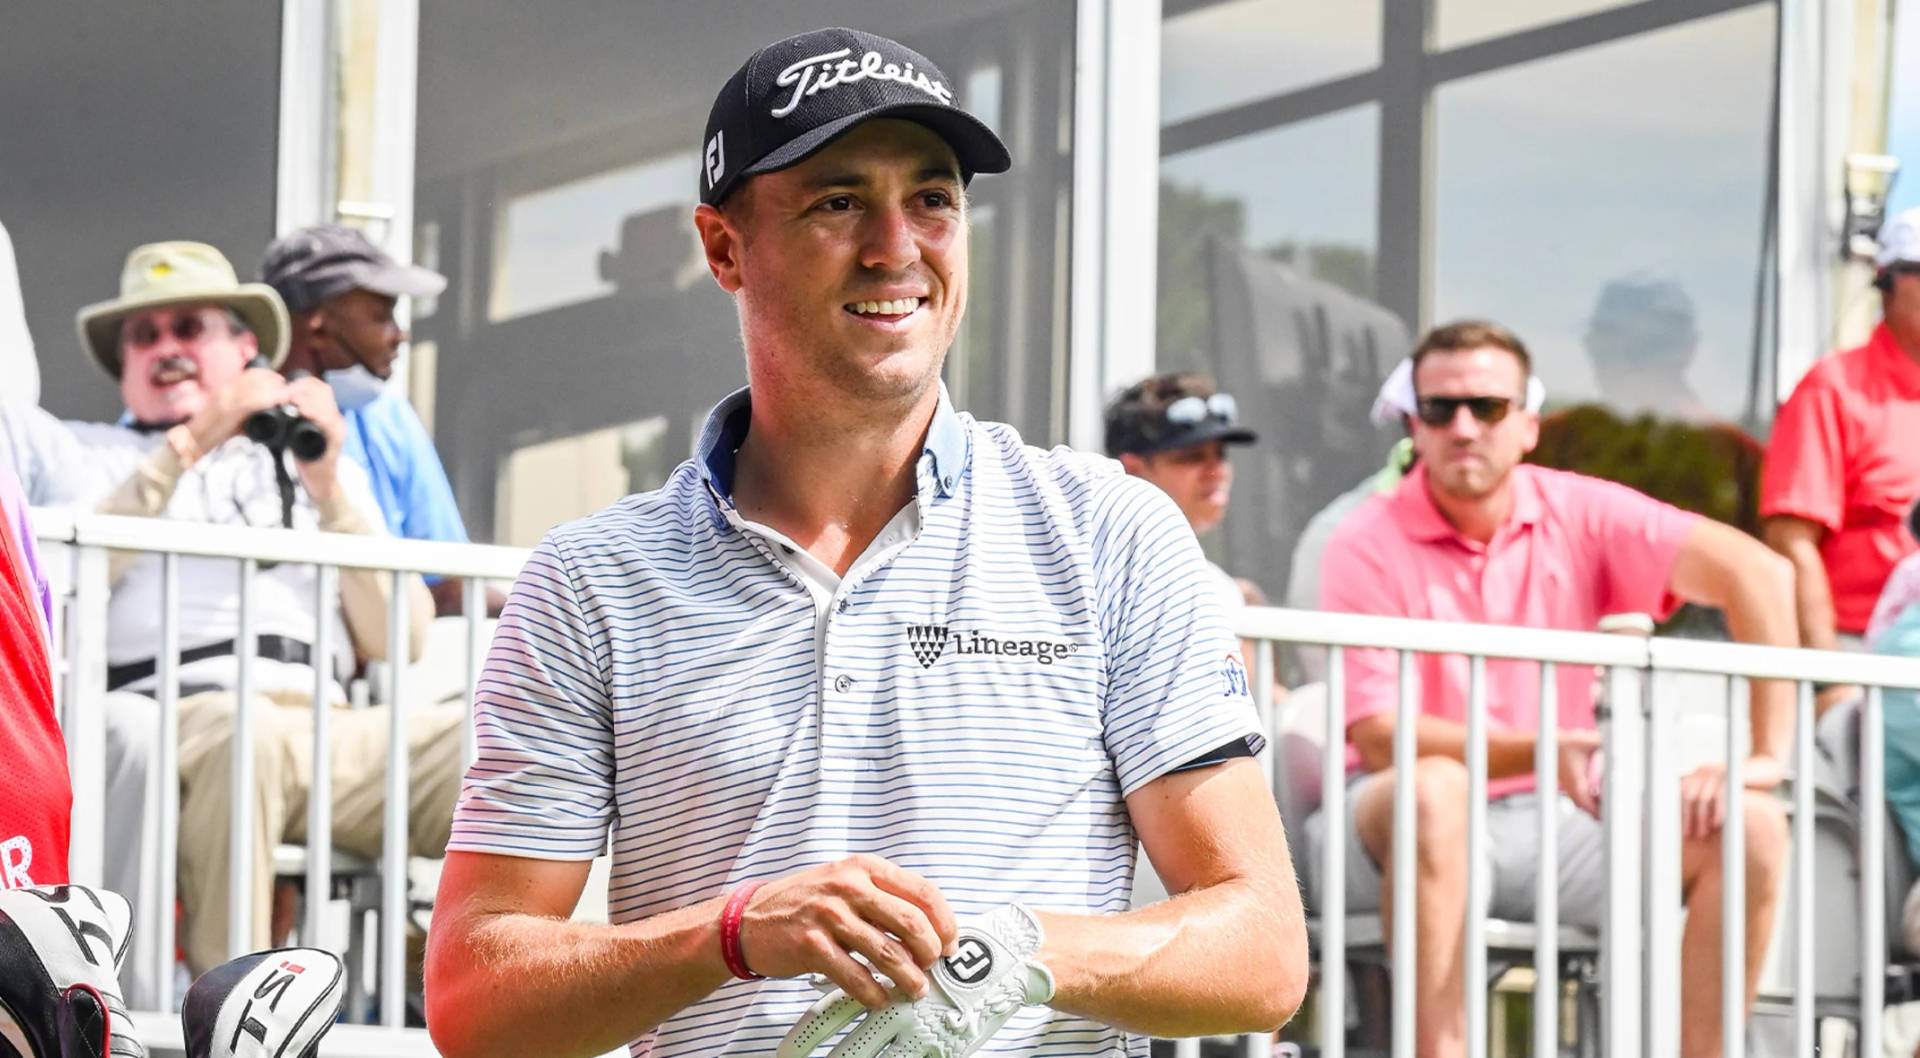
[1762,207,1920,714]
[426,26,1305,1058]
[259,225,489,615]
[0,240,465,1003]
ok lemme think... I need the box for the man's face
[1121,439,1233,535]
[315,289,404,377]
[698,119,968,405]
[1409,346,1538,502]
[1887,266,1920,347]
[118,303,258,423]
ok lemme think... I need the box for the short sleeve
[1317,520,1407,731]
[1577,476,1699,618]
[1760,369,1847,531]
[448,532,616,859]
[394,405,470,544]
[1095,478,1264,796]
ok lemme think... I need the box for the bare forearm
[1036,875,1305,1036]
[425,899,731,1058]
[1722,550,1799,762]
[1354,714,1539,777]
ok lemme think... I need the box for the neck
[1425,472,1513,545]
[1889,320,1920,367]
[281,338,320,377]
[731,376,940,576]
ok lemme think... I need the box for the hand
[739,855,959,1011]
[284,375,346,501]
[185,367,290,453]
[1678,756,1784,841]
[1554,729,1604,818]
[776,903,1054,1058]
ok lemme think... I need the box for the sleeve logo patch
[1222,652,1251,698]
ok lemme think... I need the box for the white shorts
[1302,780,1608,930]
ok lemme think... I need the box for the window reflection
[1431,6,1777,433]
[1158,105,1395,602]
[1432,0,1631,50]
[1161,0,1381,125]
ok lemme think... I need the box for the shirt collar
[1389,462,1543,546]
[694,383,969,506]
[1867,323,1920,396]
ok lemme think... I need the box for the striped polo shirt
[450,385,1263,1057]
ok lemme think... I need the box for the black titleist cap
[699,27,1012,207]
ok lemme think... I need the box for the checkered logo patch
[907,624,949,668]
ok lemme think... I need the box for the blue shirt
[341,391,467,545]
[449,385,1262,1057]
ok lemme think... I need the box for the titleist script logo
[906,625,1079,669]
[772,48,954,118]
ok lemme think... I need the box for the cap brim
[1130,421,1258,455]
[741,102,1012,187]
[76,283,290,378]
[356,261,447,301]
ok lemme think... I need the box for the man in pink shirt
[1762,207,1920,714]
[1316,320,1798,1058]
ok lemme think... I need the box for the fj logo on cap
[771,47,954,119]
[704,132,726,188]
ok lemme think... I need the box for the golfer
[424,26,1306,1058]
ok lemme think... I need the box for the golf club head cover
[0,885,141,1058]
[776,903,1054,1058]
[181,949,344,1058]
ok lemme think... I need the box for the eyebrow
[801,164,963,191]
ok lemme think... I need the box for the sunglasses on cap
[1413,395,1517,427]
[1164,392,1238,425]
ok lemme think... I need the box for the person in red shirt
[0,457,68,890]
[1762,207,1920,713]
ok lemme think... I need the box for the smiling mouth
[844,297,925,320]
[150,357,199,386]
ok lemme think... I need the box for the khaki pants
[173,690,465,975]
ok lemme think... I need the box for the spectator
[1762,207,1920,713]
[1315,320,1796,1058]
[0,458,67,890]
[258,225,496,617]
[1103,371,1257,635]
[1581,275,1712,422]
[0,218,36,406]
[1869,502,1920,978]
[0,241,465,994]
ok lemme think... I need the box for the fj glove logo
[776,903,1055,1058]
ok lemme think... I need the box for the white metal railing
[32,508,526,1037]
[30,507,1920,1057]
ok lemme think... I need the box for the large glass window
[0,1,280,423]
[416,1,1075,545]
[1156,0,1779,613]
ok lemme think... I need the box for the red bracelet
[720,881,765,980]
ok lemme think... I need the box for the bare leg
[1678,791,1789,1058]
[1353,758,1472,1058]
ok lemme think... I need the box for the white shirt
[0,402,385,699]
[451,386,1262,1058]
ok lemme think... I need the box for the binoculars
[241,359,326,461]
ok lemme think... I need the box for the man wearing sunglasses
[1762,207,1920,715]
[0,241,462,1006]
[1315,320,1798,1058]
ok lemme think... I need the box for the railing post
[1322,644,1347,1058]
[65,544,110,887]
[229,557,258,961]
[1862,685,1886,1058]
[1644,669,1681,1058]
[381,570,410,1027]
[306,564,337,951]
[1391,650,1417,1058]
[1791,680,1815,1058]
[1601,663,1646,1057]
[1722,677,1746,1058]
[154,553,182,1010]
[1532,662,1559,1058]
[1464,655,1488,1058]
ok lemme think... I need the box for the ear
[693,203,745,293]
[1116,452,1148,476]
[234,329,260,367]
[1518,408,1541,455]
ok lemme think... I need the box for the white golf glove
[776,903,1055,1058]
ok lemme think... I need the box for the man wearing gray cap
[426,25,1305,1058]
[259,225,481,615]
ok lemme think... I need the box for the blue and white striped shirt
[450,385,1263,1057]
